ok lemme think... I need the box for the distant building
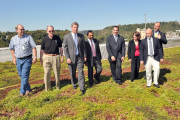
[136,28,146,39]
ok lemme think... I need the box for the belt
[45,53,59,56]
[18,54,32,59]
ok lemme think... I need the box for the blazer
[106,34,125,62]
[140,37,163,65]
[85,39,102,66]
[63,33,87,64]
[128,39,141,60]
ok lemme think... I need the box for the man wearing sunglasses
[9,24,37,97]
[40,25,63,92]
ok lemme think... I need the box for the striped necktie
[149,38,153,56]
[91,40,96,57]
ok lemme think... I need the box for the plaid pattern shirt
[9,34,36,58]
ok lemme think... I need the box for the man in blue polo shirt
[9,24,37,97]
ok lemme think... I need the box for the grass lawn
[0,46,180,120]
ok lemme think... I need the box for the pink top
[135,43,140,56]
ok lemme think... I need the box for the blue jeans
[16,57,32,94]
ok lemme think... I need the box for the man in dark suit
[106,26,125,85]
[85,30,102,87]
[153,22,167,55]
[144,22,167,78]
[140,28,163,88]
[63,22,87,94]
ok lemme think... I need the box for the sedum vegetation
[0,46,180,119]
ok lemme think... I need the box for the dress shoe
[73,86,77,89]
[94,74,101,82]
[131,80,134,82]
[18,94,24,97]
[89,83,93,87]
[95,78,101,83]
[81,90,85,95]
[153,84,160,88]
[116,81,122,85]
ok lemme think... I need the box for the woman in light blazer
[128,31,141,82]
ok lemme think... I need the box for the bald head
[146,28,153,38]
[15,24,25,37]
[154,22,161,32]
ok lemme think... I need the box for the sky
[0,0,180,32]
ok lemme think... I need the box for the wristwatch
[34,57,37,58]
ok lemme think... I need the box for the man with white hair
[40,25,63,92]
[140,28,163,88]
[9,24,37,97]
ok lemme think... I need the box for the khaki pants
[43,54,60,91]
[145,56,160,86]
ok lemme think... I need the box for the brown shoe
[18,94,24,97]
[25,91,30,96]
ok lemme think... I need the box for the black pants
[109,58,122,83]
[131,56,140,81]
[88,57,102,85]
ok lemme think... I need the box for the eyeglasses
[20,29,25,31]
[49,30,54,32]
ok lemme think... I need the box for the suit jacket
[140,37,163,65]
[128,39,141,60]
[152,30,167,55]
[106,35,125,62]
[63,33,87,64]
[85,39,102,67]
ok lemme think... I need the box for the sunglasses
[49,30,54,32]
[20,29,25,31]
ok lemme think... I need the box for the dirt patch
[0,108,26,118]
[164,106,180,117]
[55,106,76,117]
[82,96,115,104]
[57,88,78,97]
[175,88,180,93]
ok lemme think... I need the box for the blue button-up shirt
[9,34,36,58]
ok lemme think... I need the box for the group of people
[8,22,167,97]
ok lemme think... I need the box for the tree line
[1,21,180,47]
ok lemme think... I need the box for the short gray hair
[71,22,79,27]
[46,25,54,31]
[15,24,23,30]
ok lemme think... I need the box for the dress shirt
[71,32,79,55]
[9,34,36,58]
[113,34,118,42]
[88,39,96,53]
[147,37,154,56]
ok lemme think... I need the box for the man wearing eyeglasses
[9,24,37,97]
[40,25,63,92]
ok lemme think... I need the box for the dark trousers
[68,55,85,90]
[88,57,102,85]
[109,58,122,83]
[131,56,140,81]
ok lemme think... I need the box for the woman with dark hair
[128,31,141,82]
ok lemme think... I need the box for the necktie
[91,40,96,57]
[115,36,117,42]
[149,38,153,56]
[74,34,78,55]
[155,32,157,37]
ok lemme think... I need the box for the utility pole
[145,14,146,36]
